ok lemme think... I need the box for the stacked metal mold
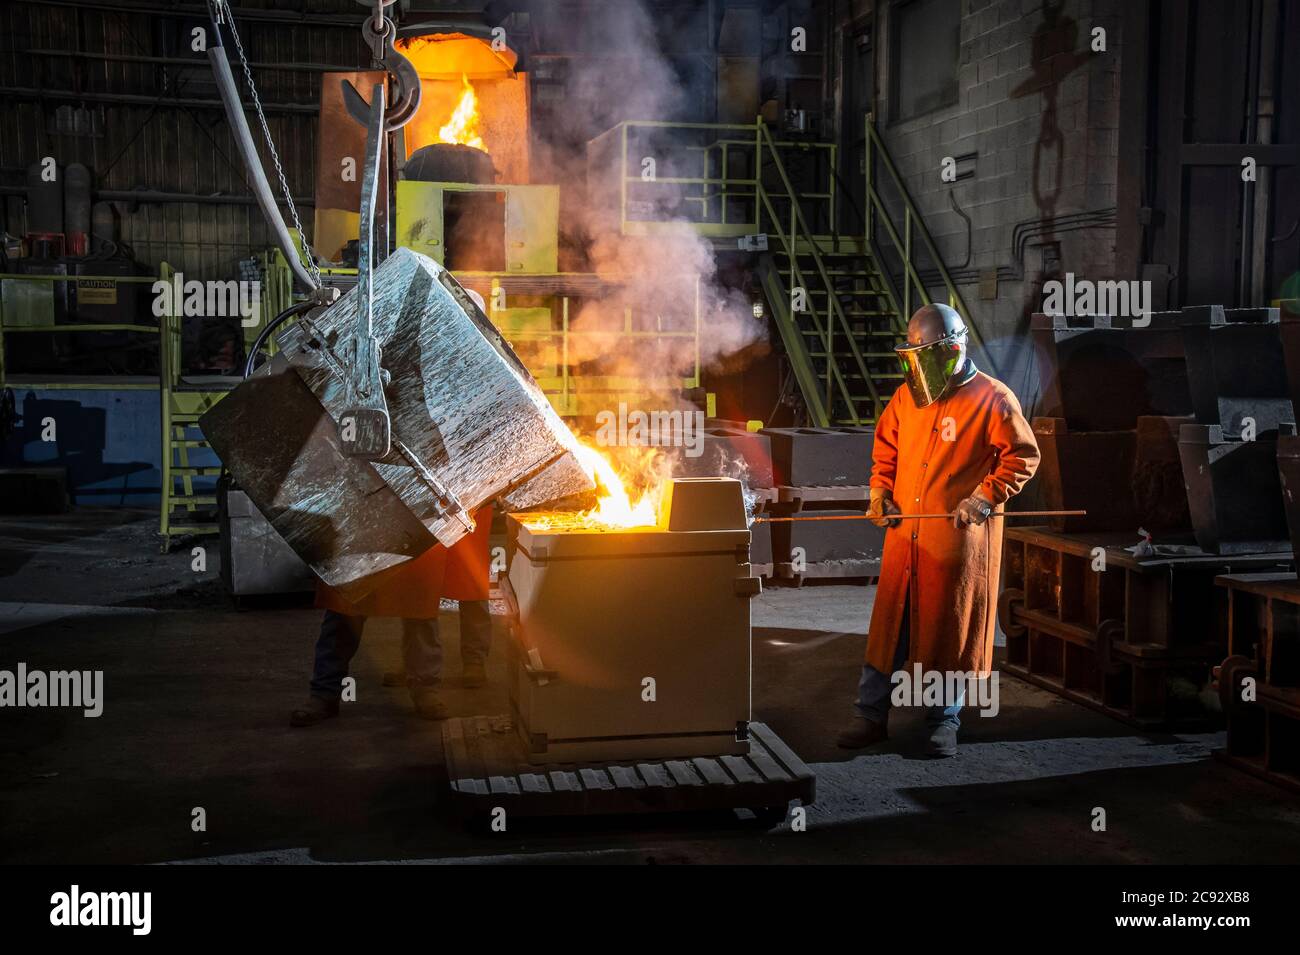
[1001,307,1295,730]
[759,426,884,585]
[1175,306,1291,554]
[1030,310,1195,535]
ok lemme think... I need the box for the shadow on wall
[1,392,159,505]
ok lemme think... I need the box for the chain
[211,0,321,285]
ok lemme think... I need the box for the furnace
[503,477,760,763]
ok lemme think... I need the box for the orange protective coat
[315,506,494,618]
[866,372,1039,677]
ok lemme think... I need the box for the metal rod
[753,510,1086,523]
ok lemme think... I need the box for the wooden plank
[443,715,816,818]
[549,770,580,792]
[578,768,615,791]
[636,763,673,788]
[691,757,733,786]
[747,747,792,784]
[665,759,705,786]
[489,775,521,795]
[749,721,814,780]
[519,772,551,794]
[720,754,763,785]
[608,765,646,790]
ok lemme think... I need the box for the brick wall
[874,0,1123,403]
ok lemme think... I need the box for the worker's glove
[954,492,994,528]
[867,489,902,528]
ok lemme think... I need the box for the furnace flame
[439,73,487,151]
[572,443,661,528]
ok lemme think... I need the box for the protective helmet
[895,304,973,407]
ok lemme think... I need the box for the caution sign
[77,279,117,305]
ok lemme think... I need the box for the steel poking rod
[753,510,1086,523]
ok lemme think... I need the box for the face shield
[895,328,968,407]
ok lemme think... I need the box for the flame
[572,443,660,528]
[438,73,487,151]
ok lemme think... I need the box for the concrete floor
[2,509,1298,864]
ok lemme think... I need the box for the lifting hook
[342,0,422,132]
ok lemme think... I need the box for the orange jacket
[866,373,1039,676]
[316,506,494,619]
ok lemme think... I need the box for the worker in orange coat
[838,304,1039,757]
[290,506,495,726]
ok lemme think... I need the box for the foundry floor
[2,508,1297,865]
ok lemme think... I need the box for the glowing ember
[439,73,487,151]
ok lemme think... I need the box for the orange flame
[438,73,487,151]
[520,440,667,531]
[572,443,660,528]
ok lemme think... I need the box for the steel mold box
[504,510,755,763]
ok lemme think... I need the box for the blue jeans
[855,603,964,729]
[309,601,492,700]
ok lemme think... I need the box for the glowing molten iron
[439,73,487,151]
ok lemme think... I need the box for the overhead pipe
[207,44,319,292]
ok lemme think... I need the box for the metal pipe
[753,510,1086,523]
[207,46,319,292]
[243,300,315,378]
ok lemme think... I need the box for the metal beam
[0,87,319,114]
[0,186,315,207]
[23,49,366,74]
[21,0,364,28]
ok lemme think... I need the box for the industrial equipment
[503,477,759,763]
[200,247,593,602]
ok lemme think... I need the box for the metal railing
[862,114,988,364]
[596,114,986,423]
[0,271,162,390]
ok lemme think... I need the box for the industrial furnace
[503,477,760,763]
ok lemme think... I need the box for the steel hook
[342,3,422,132]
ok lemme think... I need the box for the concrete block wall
[875,0,1124,403]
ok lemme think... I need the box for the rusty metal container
[200,248,593,601]
[503,477,759,763]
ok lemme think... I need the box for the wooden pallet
[441,715,815,820]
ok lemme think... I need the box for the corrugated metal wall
[0,0,371,277]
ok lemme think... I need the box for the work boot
[382,670,405,687]
[836,716,888,749]
[926,724,958,758]
[289,696,340,728]
[411,689,449,721]
[461,661,487,688]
